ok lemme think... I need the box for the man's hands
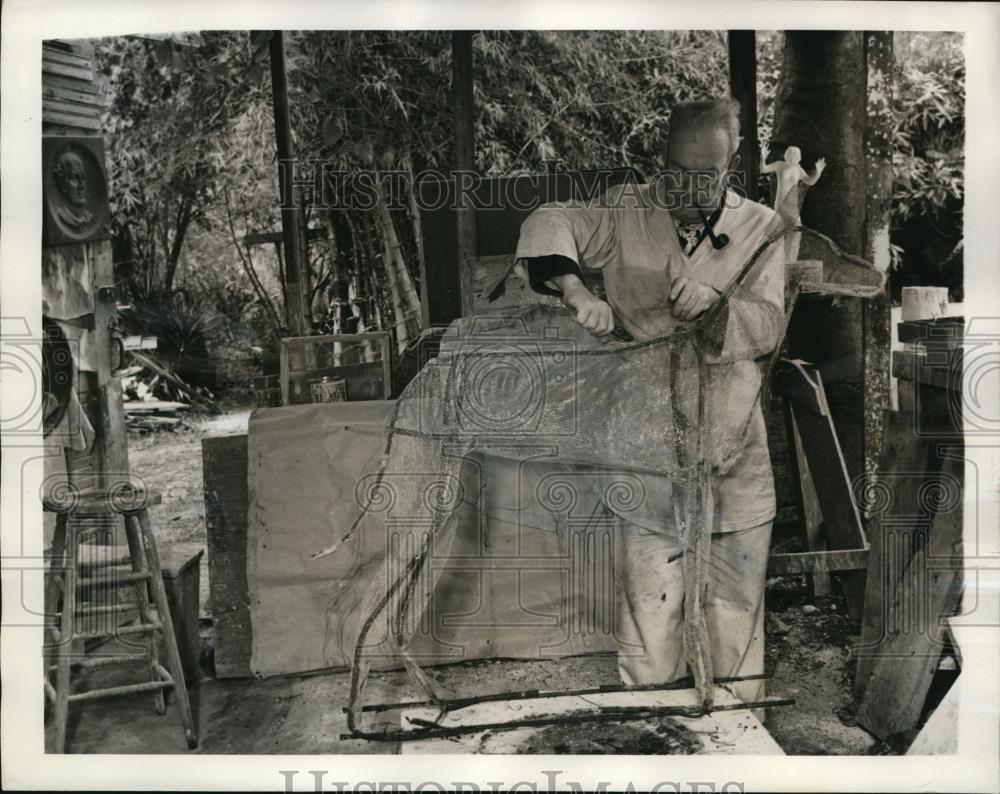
[563,281,615,335]
[669,277,722,320]
[551,274,614,335]
[551,273,720,332]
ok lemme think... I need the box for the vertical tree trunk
[772,31,895,625]
[772,32,869,486]
[727,31,760,201]
[375,180,422,352]
[403,152,427,299]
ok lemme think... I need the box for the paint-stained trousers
[613,518,772,707]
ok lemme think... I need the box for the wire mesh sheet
[314,200,837,736]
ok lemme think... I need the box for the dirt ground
[53,408,898,756]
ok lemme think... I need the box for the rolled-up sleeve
[513,196,620,291]
[522,254,584,296]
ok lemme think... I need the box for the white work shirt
[513,184,785,532]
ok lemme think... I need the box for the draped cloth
[314,188,807,736]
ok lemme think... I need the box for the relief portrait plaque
[42,136,110,246]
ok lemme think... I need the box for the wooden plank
[856,452,964,740]
[768,549,869,576]
[778,360,868,617]
[41,60,95,82]
[202,434,252,678]
[896,317,964,345]
[783,400,831,595]
[130,350,217,409]
[123,400,190,413]
[43,82,103,106]
[42,43,94,69]
[42,97,102,120]
[41,109,102,131]
[42,71,100,96]
[854,411,944,698]
[121,335,158,351]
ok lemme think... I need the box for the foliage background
[93,30,964,397]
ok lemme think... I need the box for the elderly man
[512,96,785,707]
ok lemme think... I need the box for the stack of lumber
[123,399,190,432]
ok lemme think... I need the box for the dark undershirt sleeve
[523,254,585,297]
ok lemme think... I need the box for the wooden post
[452,31,477,304]
[269,30,310,336]
[727,30,760,202]
[42,40,129,543]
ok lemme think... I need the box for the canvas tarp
[246,401,621,677]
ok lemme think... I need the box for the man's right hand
[555,276,615,336]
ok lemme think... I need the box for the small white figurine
[761,143,826,261]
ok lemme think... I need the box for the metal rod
[343,698,795,743]
[357,673,772,714]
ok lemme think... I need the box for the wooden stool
[43,485,198,752]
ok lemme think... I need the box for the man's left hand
[669,277,721,320]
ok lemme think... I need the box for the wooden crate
[279,332,393,406]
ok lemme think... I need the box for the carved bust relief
[43,137,110,246]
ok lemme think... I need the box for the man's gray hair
[669,96,742,157]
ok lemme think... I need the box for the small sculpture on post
[761,143,826,262]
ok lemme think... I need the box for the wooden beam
[202,435,253,678]
[727,31,760,201]
[90,241,130,507]
[269,31,310,336]
[854,410,938,699]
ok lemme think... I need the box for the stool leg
[136,509,198,749]
[44,514,68,662]
[124,513,165,715]
[52,518,78,754]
